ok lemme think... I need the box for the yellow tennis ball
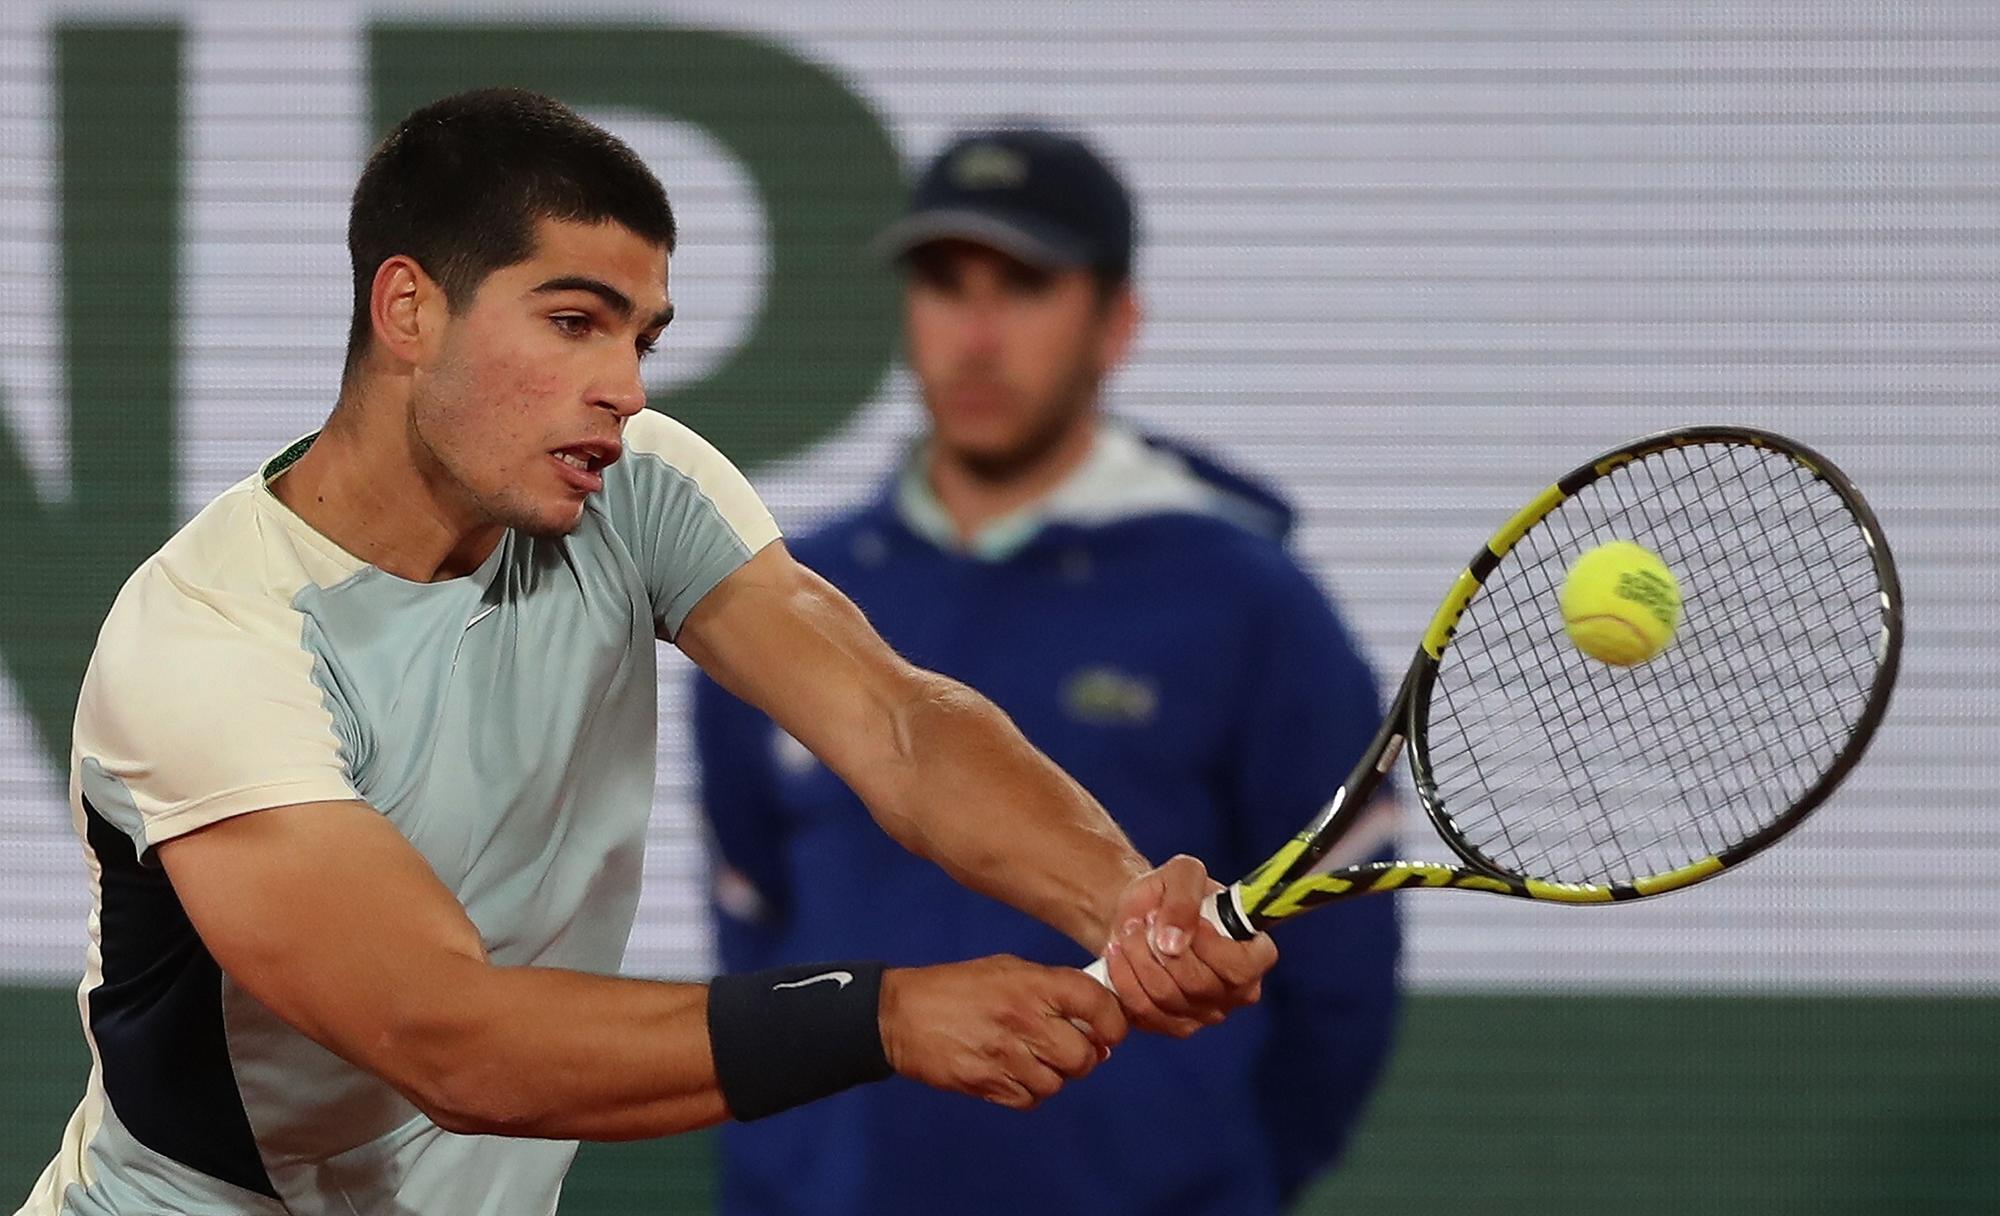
[1560,541,1681,666]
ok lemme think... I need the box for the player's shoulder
[616,407,739,478]
[103,472,353,653]
[598,409,777,547]
[620,405,700,456]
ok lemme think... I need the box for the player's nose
[952,301,1006,360]
[590,358,648,418]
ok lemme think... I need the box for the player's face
[903,242,1134,479]
[410,217,672,537]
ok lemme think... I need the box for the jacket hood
[883,422,1297,559]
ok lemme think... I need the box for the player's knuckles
[974,1033,1020,1066]
[991,1002,1040,1036]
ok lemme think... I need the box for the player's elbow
[398,1045,547,1137]
[368,977,546,1136]
[407,1066,542,1137]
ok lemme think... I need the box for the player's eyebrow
[531,276,674,330]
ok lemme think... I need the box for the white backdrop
[1,0,1994,988]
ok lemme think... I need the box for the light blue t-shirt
[19,409,779,1216]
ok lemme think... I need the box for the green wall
[5,988,1993,1213]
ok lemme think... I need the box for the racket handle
[1080,887,1253,988]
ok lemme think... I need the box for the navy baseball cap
[875,125,1135,276]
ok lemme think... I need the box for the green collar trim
[262,431,319,482]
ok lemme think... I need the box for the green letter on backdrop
[0,23,900,770]
[369,24,904,468]
[0,25,180,767]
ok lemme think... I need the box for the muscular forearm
[674,549,1150,953]
[865,674,1149,950]
[384,960,727,1141]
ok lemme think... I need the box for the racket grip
[1080,887,1253,989]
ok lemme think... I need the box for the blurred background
[1,2,1995,1212]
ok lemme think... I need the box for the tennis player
[14,89,1274,1216]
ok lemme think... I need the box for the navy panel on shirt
[82,796,277,1199]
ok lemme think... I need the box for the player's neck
[926,412,1100,545]
[271,390,503,583]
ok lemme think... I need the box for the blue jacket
[693,428,1401,1215]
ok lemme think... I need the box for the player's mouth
[939,381,1017,420]
[549,440,621,493]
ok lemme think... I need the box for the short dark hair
[343,88,677,379]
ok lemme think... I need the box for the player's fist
[878,955,1127,1110]
[1101,854,1278,1037]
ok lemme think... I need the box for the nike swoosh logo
[771,970,853,992]
[465,603,499,631]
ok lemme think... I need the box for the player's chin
[941,430,1044,479]
[498,493,588,539]
[932,402,1025,450]
[533,500,588,537]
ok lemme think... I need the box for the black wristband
[706,961,893,1121]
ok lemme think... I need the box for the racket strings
[1535,450,1876,876]
[1504,446,1880,872]
[1423,440,1889,888]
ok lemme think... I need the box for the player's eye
[1001,264,1054,298]
[551,313,592,338]
[907,257,962,297]
[636,337,660,361]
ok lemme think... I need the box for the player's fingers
[1188,919,1279,994]
[1150,918,1231,1004]
[1008,1054,1066,1105]
[1102,934,1163,1021]
[1106,936,1204,1037]
[1027,1015,1102,1080]
[1043,968,1129,1050]
[1113,916,1184,1011]
[1116,912,1211,1019]
[981,1074,1038,1111]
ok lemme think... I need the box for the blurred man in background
[694,124,1402,1215]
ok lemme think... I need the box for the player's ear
[1094,281,1140,374]
[369,254,449,369]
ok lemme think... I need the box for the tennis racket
[1087,424,1901,976]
